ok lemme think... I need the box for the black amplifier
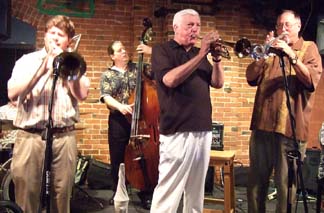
[211,122,224,151]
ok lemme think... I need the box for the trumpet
[196,36,232,59]
[206,32,289,60]
[210,38,251,59]
[53,34,86,80]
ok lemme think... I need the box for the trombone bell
[54,52,86,80]
[53,34,86,80]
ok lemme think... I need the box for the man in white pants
[150,8,225,213]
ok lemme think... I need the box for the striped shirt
[8,48,80,129]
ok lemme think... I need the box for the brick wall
[10,0,273,165]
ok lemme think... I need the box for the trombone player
[7,15,90,213]
[246,9,322,213]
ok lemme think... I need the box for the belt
[21,125,75,134]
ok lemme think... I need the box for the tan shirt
[247,38,322,141]
[8,48,80,129]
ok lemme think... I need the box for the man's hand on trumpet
[265,31,295,58]
[210,44,228,61]
[265,31,275,44]
[270,36,295,59]
[199,31,221,57]
[197,31,225,62]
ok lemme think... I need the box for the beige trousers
[10,129,77,213]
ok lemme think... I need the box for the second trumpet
[210,38,266,60]
[207,33,289,60]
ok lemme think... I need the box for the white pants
[150,131,212,213]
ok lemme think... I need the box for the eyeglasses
[275,22,298,30]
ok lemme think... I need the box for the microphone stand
[39,57,63,213]
[271,48,308,213]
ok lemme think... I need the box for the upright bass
[124,18,160,192]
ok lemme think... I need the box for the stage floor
[70,185,319,213]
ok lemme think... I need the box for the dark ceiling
[155,0,324,42]
[247,0,324,41]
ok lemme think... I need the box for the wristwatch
[290,54,298,65]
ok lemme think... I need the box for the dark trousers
[108,112,131,192]
[247,130,306,213]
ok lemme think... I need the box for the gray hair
[173,9,199,27]
[278,9,301,25]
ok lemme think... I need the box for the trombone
[53,34,86,80]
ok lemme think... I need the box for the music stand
[0,200,23,213]
[72,184,104,209]
[272,48,308,213]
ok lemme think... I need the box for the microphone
[52,52,86,80]
[267,47,287,57]
[53,55,64,72]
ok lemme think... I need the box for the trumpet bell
[234,38,252,58]
[212,38,253,59]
